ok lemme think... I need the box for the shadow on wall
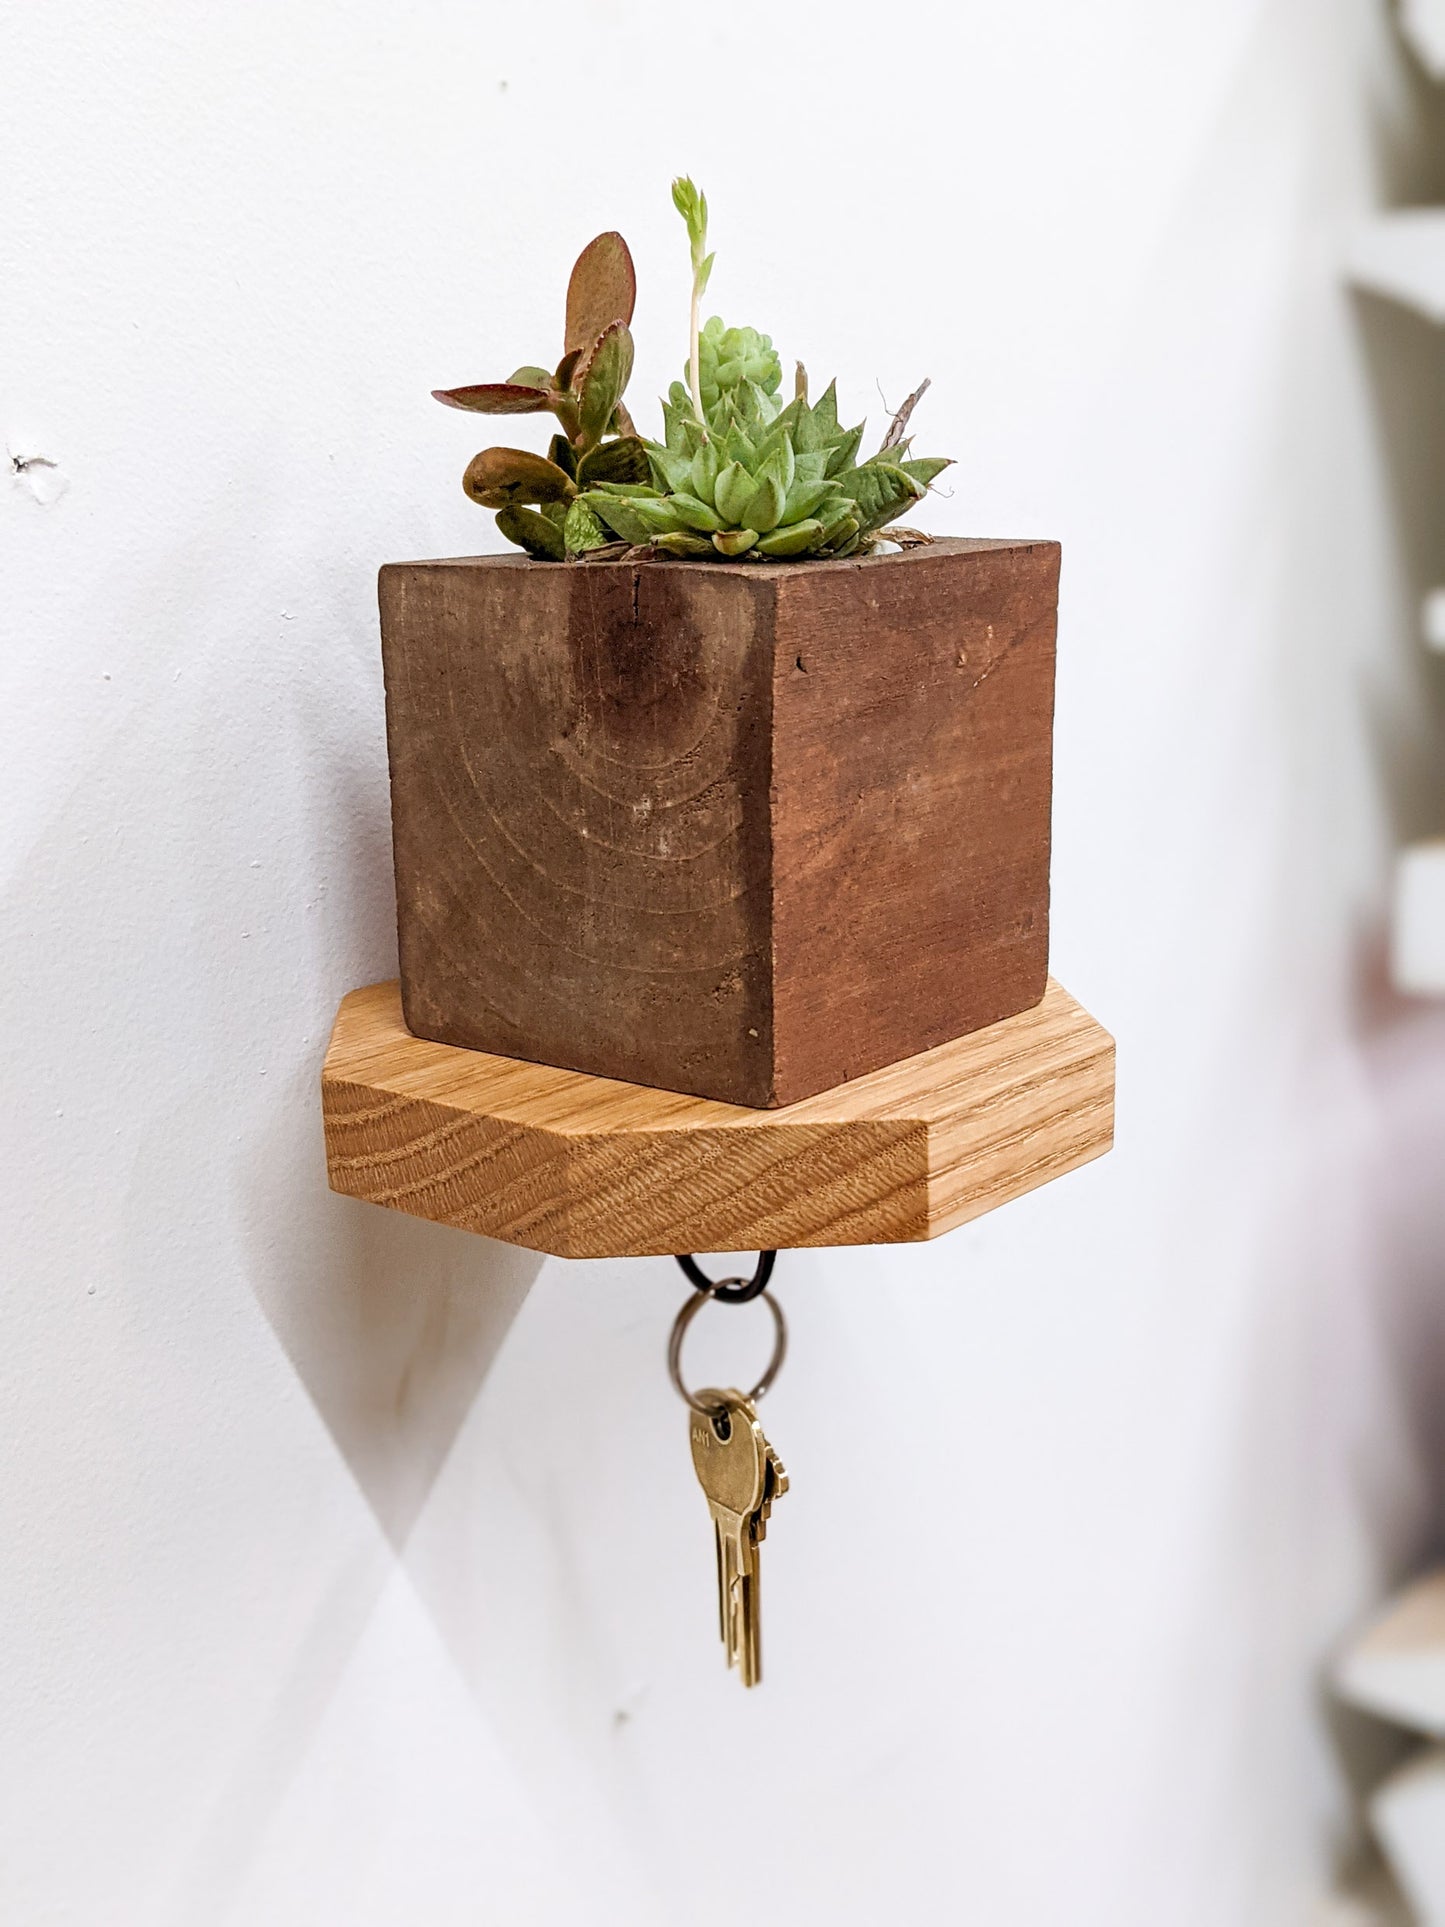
[248,1145,543,1553]
[167,1107,543,1924]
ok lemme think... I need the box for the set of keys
[669,1254,789,1688]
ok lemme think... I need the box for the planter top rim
[383,535,1059,577]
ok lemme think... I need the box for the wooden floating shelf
[322,979,1114,1259]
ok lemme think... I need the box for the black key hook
[674,1250,777,1305]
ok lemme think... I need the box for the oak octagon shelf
[322,979,1114,1259]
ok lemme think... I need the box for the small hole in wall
[794,655,807,673]
[10,447,67,504]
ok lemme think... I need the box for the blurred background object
[1331,6,1445,1917]
[1335,1570,1445,1920]
[1347,16,1445,997]
[1402,0,1445,75]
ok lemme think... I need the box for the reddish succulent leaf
[577,434,650,488]
[553,348,583,392]
[564,232,637,358]
[462,446,577,508]
[432,383,553,414]
[575,322,635,448]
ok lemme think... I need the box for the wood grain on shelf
[322,977,1114,1257]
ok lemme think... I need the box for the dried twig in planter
[879,378,931,454]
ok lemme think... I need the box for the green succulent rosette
[693,318,782,419]
[578,339,950,561]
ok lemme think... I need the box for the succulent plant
[433,232,649,559]
[434,187,953,564]
[578,180,952,562]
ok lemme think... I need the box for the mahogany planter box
[378,536,1058,1109]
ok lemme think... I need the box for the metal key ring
[667,1284,788,1418]
[675,1251,776,1305]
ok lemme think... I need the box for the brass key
[739,1420,787,1686]
[690,1389,786,1687]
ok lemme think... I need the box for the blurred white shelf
[1335,1568,1445,1739]
[1372,1747,1445,1925]
[1392,846,1445,996]
[1346,210,1445,324]
[1334,1572,1445,1922]
[1403,0,1445,79]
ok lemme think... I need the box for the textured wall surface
[5,3,1445,1922]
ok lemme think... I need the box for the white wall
[5,3,1445,1922]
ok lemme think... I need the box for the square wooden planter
[379,535,1058,1109]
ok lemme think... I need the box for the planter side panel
[379,558,777,1103]
[769,540,1058,1104]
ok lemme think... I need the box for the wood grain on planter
[322,977,1113,1258]
[379,536,1058,1107]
